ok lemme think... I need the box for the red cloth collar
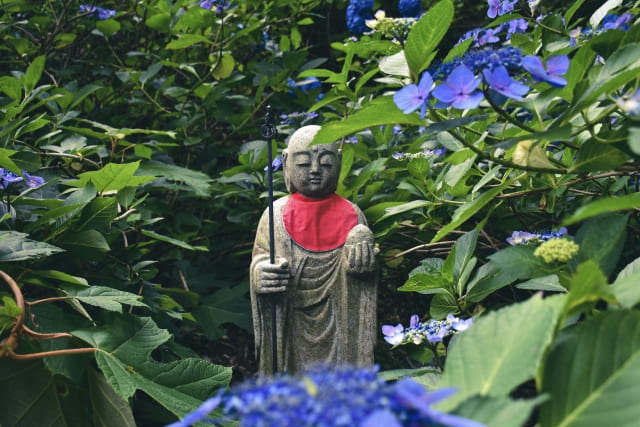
[282,193,358,251]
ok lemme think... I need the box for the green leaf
[0,75,22,99]
[611,256,640,308]
[466,263,518,302]
[0,296,22,333]
[0,231,65,262]
[212,53,235,80]
[75,197,118,232]
[539,310,640,427]
[63,286,148,313]
[0,359,74,426]
[431,182,512,243]
[96,19,121,37]
[70,161,156,193]
[398,273,450,294]
[571,213,627,277]
[407,156,430,180]
[312,97,425,145]
[374,200,431,224]
[453,395,546,427]
[88,368,136,427]
[487,245,556,280]
[192,285,252,340]
[137,160,212,197]
[563,192,640,225]
[564,261,616,317]
[0,147,22,175]
[141,230,209,251]
[570,139,629,173]
[72,315,231,418]
[404,0,454,78]
[515,274,567,292]
[22,55,46,93]
[56,230,110,261]
[429,292,459,319]
[166,34,212,49]
[437,294,566,411]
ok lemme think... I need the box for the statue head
[283,125,341,198]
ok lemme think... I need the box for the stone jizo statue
[250,125,378,374]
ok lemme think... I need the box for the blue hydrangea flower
[487,0,516,19]
[433,47,523,79]
[393,71,433,118]
[506,227,568,245]
[398,0,422,17]
[264,156,283,172]
[346,0,374,35]
[0,169,44,189]
[382,314,473,346]
[521,55,569,88]
[23,171,45,188]
[79,4,116,20]
[617,87,640,116]
[432,65,483,110]
[200,0,232,12]
[167,365,484,427]
[482,66,529,101]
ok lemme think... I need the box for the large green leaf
[570,139,629,173]
[539,310,640,426]
[453,395,545,427]
[141,230,209,251]
[72,315,232,418]
[437,294,566,411]
[88,368,136,427]
[611,256,640,308]
[137,160,213,197]
[404,0,454,78]
[571,213,627,277]
[74,197,118,232]
[0,231,65,262]
[56,229,110,261]
[564,260,616,317]
[312,96,425,145]
[69,161,156,193]
[563,192,640,225]
[487,245,557,280]
[63,286,148,313]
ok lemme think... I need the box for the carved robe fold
[250,193,377,374]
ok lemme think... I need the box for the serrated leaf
[570,139,629,173]
[75,197,117,232]
[70,161,156,193]
[437,294,566,411]
[487,245,556,280]
[398,273,450,294]
[404,0,453,78]
[0,231,65,262]
[63,286,148,313]
[540,310,640,426]
[72,315,231,418]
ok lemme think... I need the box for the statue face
[285,143,340,198]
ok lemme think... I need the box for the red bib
[282,193,358,251]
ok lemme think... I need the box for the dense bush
[1,0,639,425]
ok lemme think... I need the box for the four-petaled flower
[393,71,433,119]
[483,65,530,100]
[432,65,484,110]
[382,323,405,345]
[521,55,569,87]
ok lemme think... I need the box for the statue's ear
[282,149,292,192]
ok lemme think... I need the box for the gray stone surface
[250,125,378,374]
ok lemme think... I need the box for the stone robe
[250,193,377,374]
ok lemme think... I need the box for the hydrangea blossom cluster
[199,0,232,12]
[0,169,44,190]
[534,238,579,263]
[365,10,418,42]
[395,45,569,114]
[487,0,517,19]
[79,4,116,20]
[346,0,374,35]
[457,18,528,47]
[392,148,446,161]
[506,227,568,246]
[570,13,633,46]
[382,314,472,346]
[168,365,484,427]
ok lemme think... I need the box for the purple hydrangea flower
[482,65,529,101]
[264,156,283,172]
[200,0,232,12]
[168,366,484,427]
[0,169,44,189]
[432,65,484,110]
[487,0,516,19]
[382,323,405,345]
[506,230,538,245]
[393,71,433,119]
[476,28,501,46]
[79,4,116,20]
[521,55,569,88]
[23,171,45,188]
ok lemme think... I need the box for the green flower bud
[533,238,579,263]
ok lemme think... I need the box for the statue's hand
[344,224,378,274]
[255,258,289,294]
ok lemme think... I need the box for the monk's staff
[260,105,278,373]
